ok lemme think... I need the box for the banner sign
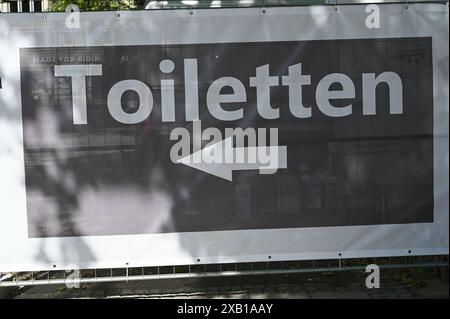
[0,3,448,271]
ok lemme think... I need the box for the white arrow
[176,137,287,181]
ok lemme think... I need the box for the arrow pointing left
[176,137,287,181]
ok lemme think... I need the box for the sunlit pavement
[7,269,448,299]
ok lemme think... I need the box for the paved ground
[5,268,448,299]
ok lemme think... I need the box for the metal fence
[0,0,448,289]
[1,0,448,13]
[1,255,448,287]
[141,0,448,10]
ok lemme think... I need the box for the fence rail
[1,0,448,13]
[1,255,448,288]
[138,1,450,10]
[141,0,449,10]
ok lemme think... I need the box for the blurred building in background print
[0,0,48,12]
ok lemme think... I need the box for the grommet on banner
[260,1,266,15]
[42,15,47,20]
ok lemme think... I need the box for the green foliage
[49,0,143,12]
